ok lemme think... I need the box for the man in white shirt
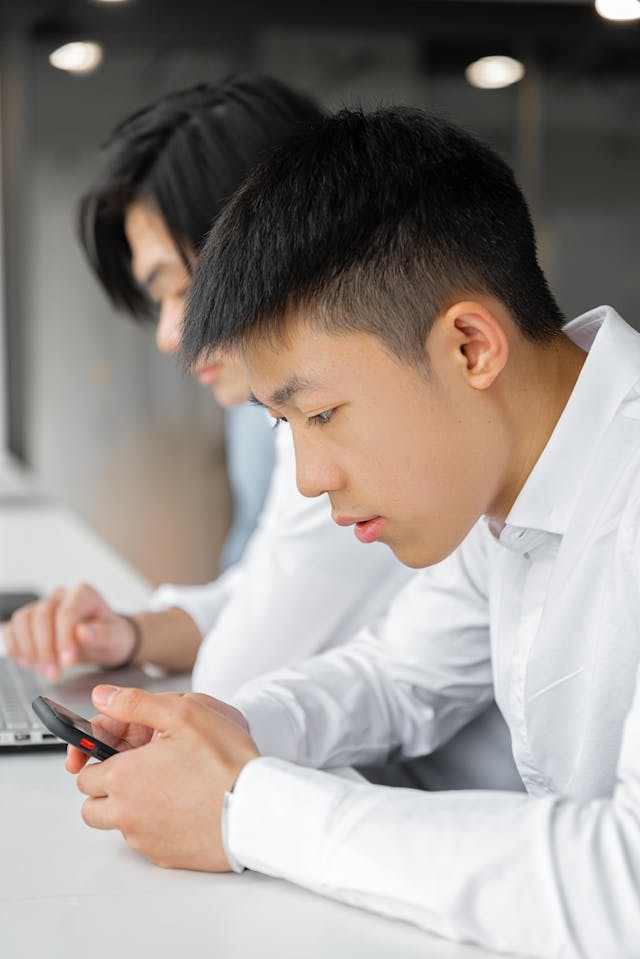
[65,108,640,958]
[3,77,412,699]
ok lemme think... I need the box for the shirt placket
[499,527,559,794]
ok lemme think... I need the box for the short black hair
[78,73,323,320]
[183,106,564,371]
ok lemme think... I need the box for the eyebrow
[269,375,317,408]
[250,375,317,410]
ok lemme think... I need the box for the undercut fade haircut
[78,74,322,320]
[183,106,565,371]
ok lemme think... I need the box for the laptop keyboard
[0,657,52,742]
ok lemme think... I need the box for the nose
[294,435,344,500]
[155,301,183,355]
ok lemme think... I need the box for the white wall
[24,47,237,584]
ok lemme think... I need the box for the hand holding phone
[32,696,127,760]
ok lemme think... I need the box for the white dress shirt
[227,307,640,959]
[148,419,413,699]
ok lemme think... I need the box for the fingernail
[61,648,75,666]
[93,684,120,707]
[17,657,29,670]
[44,663,58,680]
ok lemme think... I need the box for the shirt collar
[495,306,640,550]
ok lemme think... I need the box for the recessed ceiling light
[465,56,525,90]
[595,0,640,20]
[48,42,103,75]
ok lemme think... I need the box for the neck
[488,332,587,523]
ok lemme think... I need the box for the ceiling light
[48,42,103,75]
[465,56,525,90]
[595,0,640,20]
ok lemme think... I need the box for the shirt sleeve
[226,676,640,959]
[147,564,242,638]
[225,516,640,957]
[190,424,413,700]
[233,520,495,768]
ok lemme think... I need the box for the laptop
[0,625,190,750]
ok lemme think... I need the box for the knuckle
[174,694,197,723]
[112,800,125,826]
[11,606,31,629]
[76,769,89,794]
[40,593,60,612]
[103,762,122,791]
[80,800,94,826]
[118,687,144,714]
[73,582,95,604]
[123,827,141,851]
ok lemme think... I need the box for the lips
[334,514,385,544]
[195,364,222,385]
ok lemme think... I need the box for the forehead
[124,202,185,283]
[242,321,410,407]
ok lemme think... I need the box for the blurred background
[0,0,638,586]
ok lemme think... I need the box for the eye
[307,409,334,428]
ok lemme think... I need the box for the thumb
[91,685,185,734]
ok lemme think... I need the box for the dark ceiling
[0,0,638,77]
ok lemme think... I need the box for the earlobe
[445,301,509,390]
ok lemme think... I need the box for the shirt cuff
[224,755,363,884]
[232,688,305,761]
[220,791,246,874]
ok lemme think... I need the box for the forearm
[129,606,201,673]
[228,758,640,959]
[147,567,241,638]
[234,627,493,769]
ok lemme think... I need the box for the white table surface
[0,750,496,959]
[0,496,500,959]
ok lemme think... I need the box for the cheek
[211,367,251,407]
[226,367,251,403]
[156,302,184,348]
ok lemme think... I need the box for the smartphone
[0,590,40,621]
[32,695,125,760]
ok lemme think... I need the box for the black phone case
[32,696,118,760]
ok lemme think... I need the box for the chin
[213,384,252,408]
[212,388,232,408]
[392,538,456,570]
[210,384,234,408]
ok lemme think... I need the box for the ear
[441,300,509,390]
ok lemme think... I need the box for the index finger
[91,685,191,735]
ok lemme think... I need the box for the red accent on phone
[79,737,96,751]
